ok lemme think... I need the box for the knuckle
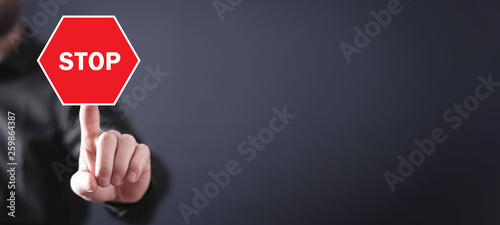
[98,132,117,145]
[120,134,136,145]
[83,136,94,151]
[137,143,150,156]
[108,130,121,136]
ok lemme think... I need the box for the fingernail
[112,175,122,185]
[98,177,110,187]
[83,182,93,193]
[127,172,137,182]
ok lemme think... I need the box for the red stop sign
[38,15,140,105]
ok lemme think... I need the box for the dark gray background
[24,0,500,224]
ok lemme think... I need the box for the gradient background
[23,0,500,224]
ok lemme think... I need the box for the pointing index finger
[79,105,102,137]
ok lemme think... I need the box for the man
[0,0,167,224]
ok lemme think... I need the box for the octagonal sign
[38,15,140,105]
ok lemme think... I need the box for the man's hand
[71,105,151,203]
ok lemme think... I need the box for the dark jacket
[0,39,167,224]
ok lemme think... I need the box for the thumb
[79,105,102,138]
[70,170,98,199]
